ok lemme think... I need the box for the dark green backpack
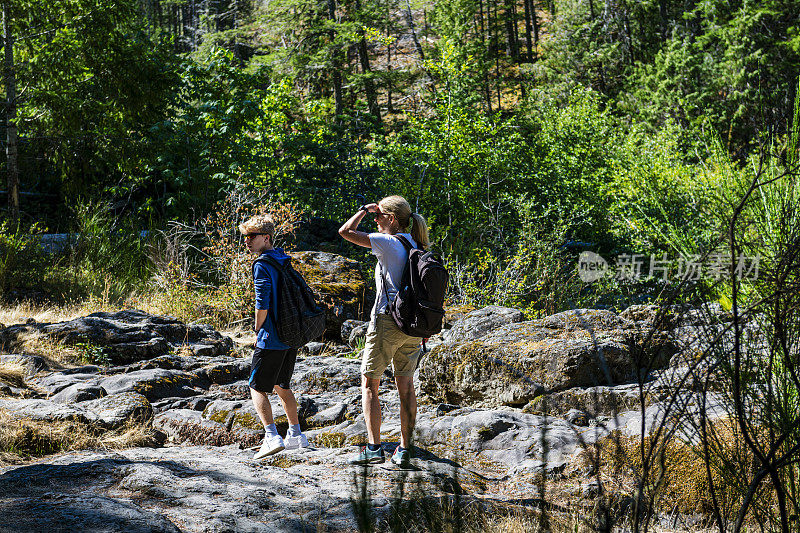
[254,256,326,348]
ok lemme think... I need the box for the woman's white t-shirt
[369,232,416,320]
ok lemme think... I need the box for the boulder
[210,380,251,400]
[419,309,676,408]
[300,341,326,356]
[0,392,153,430]
[415,408,607,475]
[51,383,107,403]
[289,251,369,340]
[523,383,645,418]
[97,369,207,401]
[154,409,262,448]
[290,356,364,393]
[348,323,369,348]
[443,305,524,343]
[78,392,153,429]
[0,310,234,364]
[128,354,203,371]
[196,359,251,384]
[444,305,476,329]
[30,366,102,396]
[532,308,632,331]
[340,319,367,344]
[307,402,349,427]
[0,398,96,425]
[151,395,212,412]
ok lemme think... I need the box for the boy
[240,214,310,458]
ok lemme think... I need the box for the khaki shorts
[361,314,422,379]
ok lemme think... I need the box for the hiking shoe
[348,446,385,465]
[284,433,311,450]
[390,447,411,468]
[254,434,285,460]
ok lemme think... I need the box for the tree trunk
[504,0,518,62]
[386,20,393,113]
[327,0,343,116]
[493,0,501,110]
[523,0,533,61]
[478,0,491,112]
[404,0,425,62]
[3,3,18,222]
[356,32,381,123]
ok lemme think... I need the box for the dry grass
[125,284,250,332]
[584,419,774,524]
[0,361,27,388]
[0,297,129,327]
[11,330,87,367]
[0,301,86,326]
[0,408,161,465]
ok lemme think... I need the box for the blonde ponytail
[410,212,430,250]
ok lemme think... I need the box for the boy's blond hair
[238,214,275,243]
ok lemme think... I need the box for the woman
[338,195,430,467]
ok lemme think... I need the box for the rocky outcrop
[0,391,151,429]
[78,392,153,428]
[418,308,678,408]
[0,310,233,364]
[0,303,738,530]
[290,355,367,392]
[0,443,474,533]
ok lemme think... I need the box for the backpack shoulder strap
[394,235,416,251]
[257,254,290,273]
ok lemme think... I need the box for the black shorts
[249,347,298,392]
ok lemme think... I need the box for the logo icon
[578,252,608,282]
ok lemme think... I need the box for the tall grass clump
[69,200,151,300]
[0,221,49,297]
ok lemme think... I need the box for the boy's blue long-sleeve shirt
[254,248,291,350]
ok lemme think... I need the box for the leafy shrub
[0,222,48,296]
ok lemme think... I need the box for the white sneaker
[254,434,285,459]
[284,433,310,450]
